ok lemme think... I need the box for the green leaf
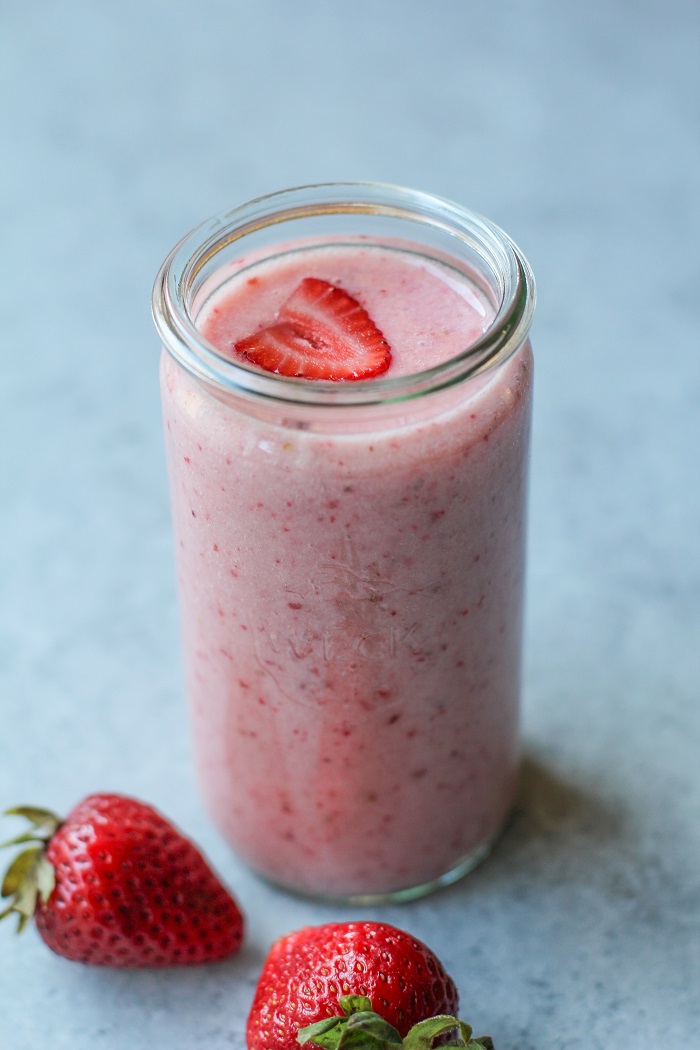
[0,831,47,850]
[338,1028,394,1050]
[15,910,32,934]
[4,807,60,830]
[341,1011,402,1050]
[1,847,43,898]
[0,845,54,933]
[0,851,40,932]
[341,997,373,1017]
[1,807,61,850]
[35,853,56,904]
[298,1006,402,1050]
[6,860,40,919]
[403,1015,472,1050]
[298,1017,348,1048]
[298,1001,494,1050]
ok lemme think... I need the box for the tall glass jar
[152,183,535,902]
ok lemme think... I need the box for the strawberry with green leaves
[247,921,493,1050]
[0,793,244,966]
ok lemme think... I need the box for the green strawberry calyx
[297,996,494,1050]
[0,807,61,931]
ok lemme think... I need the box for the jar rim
[151,181,535,408]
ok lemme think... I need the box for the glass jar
[152,182,535,902]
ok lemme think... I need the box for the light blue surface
[1,2,699,1046]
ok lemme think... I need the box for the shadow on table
[438,748,629,903]
[507,752,624,848]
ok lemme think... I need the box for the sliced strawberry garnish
[235,322,335,380]
[234,278,391,381]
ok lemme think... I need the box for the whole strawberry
[246,921,459,1050]
[0,793,244,966]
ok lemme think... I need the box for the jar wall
[160,336,533,899]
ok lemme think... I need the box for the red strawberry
[246,921,460,1050]
[235,277,392,380]
[0,794,244,966]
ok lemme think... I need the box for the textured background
[1,1,699,1046]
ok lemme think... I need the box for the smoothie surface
[198,243,495,379]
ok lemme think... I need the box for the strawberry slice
[234,278,391,381]
[235,322,333,380]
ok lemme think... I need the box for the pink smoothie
[160,241,532,898]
